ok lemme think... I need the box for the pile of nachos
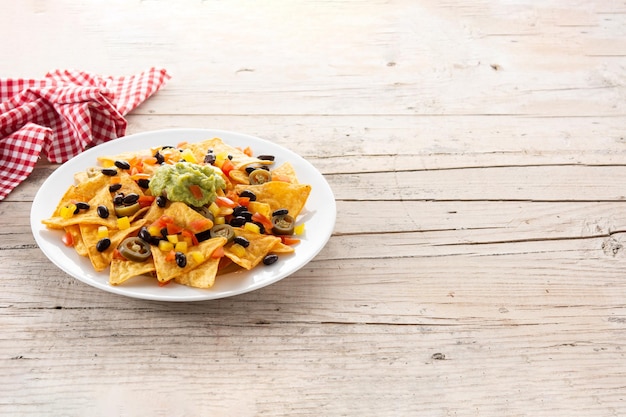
[42,137,311,289]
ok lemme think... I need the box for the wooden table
[2,1,625,415]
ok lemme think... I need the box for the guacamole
[149,162,226,207]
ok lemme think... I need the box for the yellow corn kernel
[99,158,115,168]
[208,202,220,217]
[148,225,161,237]
[230,243,246,258]
[189,251,204,263]
[97,226,109,239]
[247,201,271,219]
[175,241,188,253]
[166,234,179,244]
[60,204,76,219]
[294,223,305,235]
[214,216,226,225]
[117,216,130,230]
[158,240,174,252]
[244,222,261,234]
[180,148,197,163]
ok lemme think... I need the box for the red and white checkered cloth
[0,67,170,200]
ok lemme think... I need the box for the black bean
[154,151,165,164]
[240,211,253,222]
[109,183,122,193]
[137,178,150,189]
[239,190,256,201]
[253,221,266,234]
[160,227,169,239]
[229,216,247,227]
[114,160,131,170]
[138,227,151,242]
[227,154,233,160]
[96,238,111,252]
[113,194,124,205]
[258,155,275,161]
[123,193,139,205]
[263,254,278,265]
[234,236,250,248]
[245,166,256,175]
[204,153,216,165]
[138,228,160,246]
[156,195,167,208]
[161,145,175,150]
[272,208,289,217]
[97,205,109,218]
[195,229,212,243]
[75,202,90,211]
[232,206,248,217]
[101,168,118,176]
[175,252,187,268]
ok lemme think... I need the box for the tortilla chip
[43,187,119,229]
[52,173,110,217]
[228,168,250,185]
[224,229,281,270]
[109,258,156,285]
[174,257,221,288]
[270,240,296,254]
[65,225,88,257]
[152,237,227,283]
[161,202,213,231]
[234,182,311,218]
[272,162,300,184]
[81,220,147,271]
[185,137,272,170]
[116,172,145,196]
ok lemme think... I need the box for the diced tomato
[215,196,237,208]
[211,246,225,259]
[142,156,158,165]
[165,250,177,262]
[181,229,199,246]
[131,173,151,181]
[226,190,239,201]
[272,174,292,183]
[189,218,213,233]
[112,249,126,261]
[166,223,184,235]
[280,236,301,245]
[237,197,250,207]
[242,146,253,157]
[152,215,175,229]
[251,212,273,232]
[221,158,235,177]
[189,184,204,200]
[138,195,155,208]
[61,231,74,247]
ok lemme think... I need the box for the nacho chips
[42,136,311,289]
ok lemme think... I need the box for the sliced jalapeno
[118,237,152,262]
[248,168,272,185]
[114,202,141,217]
[209,224,235,243]
[271,214,295,235]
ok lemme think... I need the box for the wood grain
[1,1,626,416]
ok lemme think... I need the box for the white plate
[30,128,336,302]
